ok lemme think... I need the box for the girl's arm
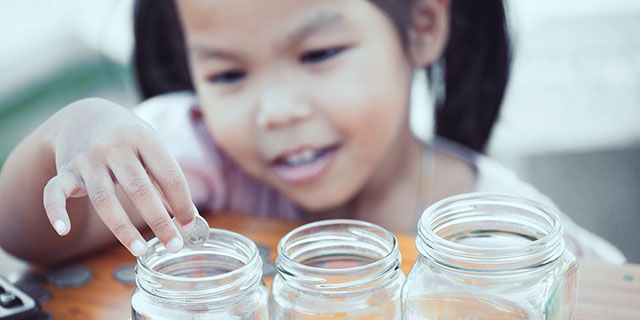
[0,98,196,265]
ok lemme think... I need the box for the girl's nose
[256,86,312,130]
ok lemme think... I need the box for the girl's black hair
[133,0,510,153]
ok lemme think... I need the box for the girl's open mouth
[271,144,340,183]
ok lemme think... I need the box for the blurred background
[0,0,638,263]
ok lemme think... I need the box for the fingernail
[166,237,183,253]
[180,204,199,232]
[130,240,148,256]
[53,219,67,235]
[181,218,196,233]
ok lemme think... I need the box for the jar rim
[137,228,261,287]
[277,219,398,275]
[417,193,565,271]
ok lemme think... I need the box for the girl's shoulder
[134,91,204,154]
[435,138,626,264]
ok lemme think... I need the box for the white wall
[489,0,640,157]
[0,0,134,104]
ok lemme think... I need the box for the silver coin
[113,264,136,285]
[262,261,277,278]
[174,215,209,248]
[256,244,271,258]
[47,266,92,288]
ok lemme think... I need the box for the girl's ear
[408,0,450,67]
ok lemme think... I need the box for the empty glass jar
[402,193,579,320]
[131,228,269,319]
[271,219,405,319]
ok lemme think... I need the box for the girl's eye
[301,47,344,64]
[207,70,246,85]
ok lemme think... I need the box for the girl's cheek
[199,95,253,154]
[319,79,390,133]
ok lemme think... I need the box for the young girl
[0,0,624,265]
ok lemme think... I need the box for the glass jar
[271,219,405,319]
[402,193,579,320]
[131,228,269,319]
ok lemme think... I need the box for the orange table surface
[0,213,638,319]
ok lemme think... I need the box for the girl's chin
[279,180,361,214]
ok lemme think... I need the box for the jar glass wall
[271,219,405,319]
[402,193,579,320]
[131,228,269,319]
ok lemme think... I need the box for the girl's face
[176,0,432,211]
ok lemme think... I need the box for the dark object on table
[261,261,277,278]
[37,311,52,320]
[257,244,276,277]
[113,265,136,285]
[11,283,49,306]
[257,244,271,259]
[0,276,41,320]
[7,272,50,305]
[47,266,92,288]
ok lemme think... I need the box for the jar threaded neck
[136,228,262,304]
[276,219,401,293]
[417,193,565,273]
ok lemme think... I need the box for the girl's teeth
[284,149,317,166]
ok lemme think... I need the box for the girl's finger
[107,153,183,253]
[82,168,149,257]
[138,142,196,230]
[43,171,80,236]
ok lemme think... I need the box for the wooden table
[1,213,639,319]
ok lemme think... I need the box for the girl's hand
[41,98,196,256]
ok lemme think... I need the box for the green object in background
[0,60,136,166]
